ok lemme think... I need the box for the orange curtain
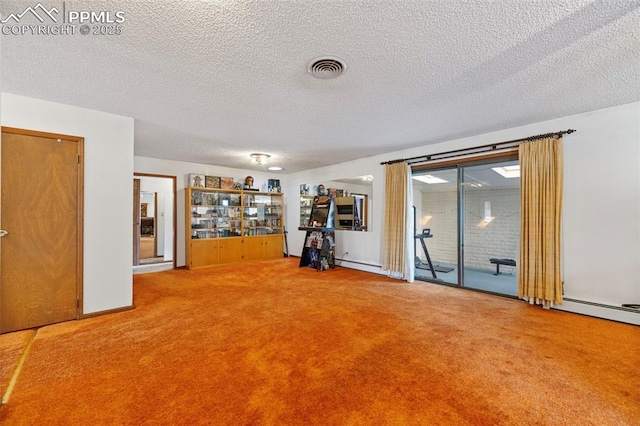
[518,138,564,308]
[382,162,413,280]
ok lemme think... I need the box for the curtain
[382,162,414,281]
[518,137,564,308]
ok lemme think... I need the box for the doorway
[133,174,176,273]
[1,127,83,333]
[412,157,520,296]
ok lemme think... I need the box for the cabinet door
[242,237,265,261]
[263,235,283,259]
[189,239,218,269]
[218,238,243,264]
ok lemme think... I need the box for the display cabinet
[299,195,314,226]
[243,193,283,236]
[186,188,284,269]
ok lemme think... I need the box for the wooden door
[1,128,83,333]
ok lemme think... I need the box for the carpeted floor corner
[0,258,638,425]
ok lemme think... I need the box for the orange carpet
[0,330,34,400]
[0,258,638,425]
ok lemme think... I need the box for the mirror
[300,175,373,231]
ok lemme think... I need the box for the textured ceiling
[1,1,638,173]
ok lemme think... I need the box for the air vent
[307,56,346,79]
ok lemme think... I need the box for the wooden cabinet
[242,236,265,261]
[189,239,219,269]
[218,237,243,264]
[186,187,284,269]
[263,234,284,259]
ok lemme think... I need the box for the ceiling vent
[307,56,346,79]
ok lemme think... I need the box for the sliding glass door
[461,161,520,295]
[413,168,459,285]
[412,158,520,296]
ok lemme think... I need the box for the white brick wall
[418,191,458,264]
[419,188,520,272]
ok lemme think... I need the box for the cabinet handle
[0,230,7,237]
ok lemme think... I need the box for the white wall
[560,103,639,316]
[134,156,286,267]
[1,93,134,315]
[287,102,640,324]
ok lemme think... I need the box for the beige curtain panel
[382,162,408,278]
[518,137,564,307]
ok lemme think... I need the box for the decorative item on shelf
[205,176,221,188]
[220,177,234,189]
[232,181,243,190]
[189,173,205,188]
[243,176,259,191]
[299,184,309,194]
[268,179,281,193]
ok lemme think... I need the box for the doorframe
[133,178,141,265]
[1,126,84,320]
[133,173,177,269]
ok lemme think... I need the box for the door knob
[0,230,7,237]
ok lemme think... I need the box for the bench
[489,258,516,275]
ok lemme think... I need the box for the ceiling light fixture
[268,166,283,171]
[412,175,448,184]
[492,165,520,178]
[250,153,271,165]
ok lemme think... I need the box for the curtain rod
[380,129,576,166]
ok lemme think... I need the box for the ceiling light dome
[250,153,271,165]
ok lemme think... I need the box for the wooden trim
[1,126,83,142]
[134,173,178,269]
[2,126,85,320]
[411,150,518,171]
[80,305,134,319]
[153,192,159,256]
[172,178,177,269]
[133,179,141,266]
[76,137,85,319]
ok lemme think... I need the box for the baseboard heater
[562,298,640,314]
[292,254,382,271]
[335,258,381,269]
